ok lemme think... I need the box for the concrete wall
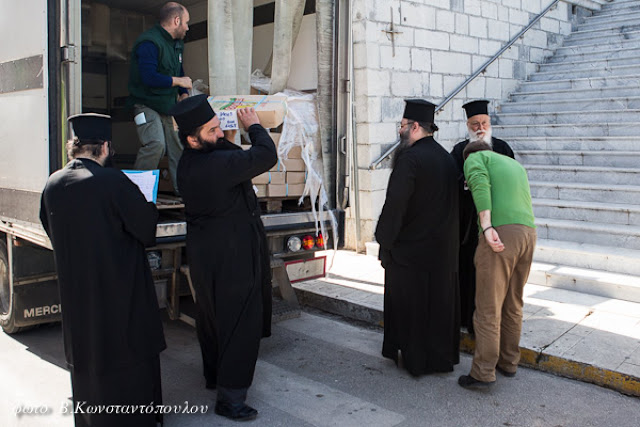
[345,0,592,250]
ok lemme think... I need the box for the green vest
[128,24,184,114]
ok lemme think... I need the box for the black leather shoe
[214,401,258,421]
[458,375,495,389]
[496,366,516,378]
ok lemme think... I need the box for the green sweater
[128,24,184,114]
[463,150,535,233]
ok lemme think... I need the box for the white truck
[0,0,352,333]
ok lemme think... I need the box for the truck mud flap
[13,279,61,327]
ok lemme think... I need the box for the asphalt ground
[1,309,638,427]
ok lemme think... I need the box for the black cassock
[450,137,514,332]
[178,124,276,389]
[40,158,165,427]
[375,136,460,376]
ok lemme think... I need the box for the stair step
[517,74,640,92]
[539,55,640,72]
[585,8,640,22]
[570,21,640,38]
[555,39,640,56]
[530,64,640,80]
[528,261,640,303]
[549,46,640,63]
[601,0,640,11]
[493,122,640,137]
[534,238,640,276]
[495,109,640,125]
[525,164,640,185]
[576,15,640,31]
[564,29,640,45]
[535,217,640,250]
[501,96,640,113]
[510,86,640,102]
[529,181,640,204]
[508,136,640,151]
[532,198,640,226]
[517,150,640,167]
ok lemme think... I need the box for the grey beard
[468,129,493,146]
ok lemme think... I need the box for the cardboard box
[209,95,287,129]
[286,146,302,159]
[286,183,306,197]
[264,183,306,198]
[266,184,286,198]
[250,86,268,95]
[282,158,306,171]
[286,171,306,184]
[254,184,267,198]
[253,171,285,185]
[270,159,282,172]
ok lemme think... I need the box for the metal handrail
[369,0,562,170]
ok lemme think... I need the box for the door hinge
[61,45,77,63]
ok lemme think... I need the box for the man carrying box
[169,95,277,421]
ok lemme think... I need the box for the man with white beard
[450,100,515,335]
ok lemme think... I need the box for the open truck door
[0,0,70,333]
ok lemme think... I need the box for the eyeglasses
[398,121,415,132]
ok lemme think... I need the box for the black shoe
[458,375,495,389]
[496,366,516,378]
[214,401,258,421]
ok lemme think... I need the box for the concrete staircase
[494,0,640,303]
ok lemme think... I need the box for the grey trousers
[133,104,183,194]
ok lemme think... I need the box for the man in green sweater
[128,2,192,194]
[458,141,536,389]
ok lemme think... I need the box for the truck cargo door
[0,0,61,224]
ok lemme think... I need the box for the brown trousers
[470,224,537,382]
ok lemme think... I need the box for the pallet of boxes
[209,95,306,209]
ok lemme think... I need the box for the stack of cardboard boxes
[246,133,306,198]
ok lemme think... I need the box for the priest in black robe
[170,95,276,421]
[375,99,460,376]
[450,100,515,334]
[40,113,165,427]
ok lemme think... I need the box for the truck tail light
[302,235,315,250]
[287,236,302,252]
[316,233,325,248]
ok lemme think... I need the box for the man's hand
[484,227,505,253]
[223,129,237,141]
[178,93,189,102]
[172,76,193,89]
[237,107,260,130]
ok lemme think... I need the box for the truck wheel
[0,239,23,334]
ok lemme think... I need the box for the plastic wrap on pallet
[250,69,272,94]
[250,72,338,255]
[274,88,338,254]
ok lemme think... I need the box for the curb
[296,286,640,398]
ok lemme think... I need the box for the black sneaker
[458,375,495,389]
[496,366,516,378]
[214,400,258,421]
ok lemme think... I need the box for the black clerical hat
[168,94,216,134]
[462,100,490,119]
[403,99,436,123]
[68,113,111,144]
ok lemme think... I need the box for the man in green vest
[128,2,192,194]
